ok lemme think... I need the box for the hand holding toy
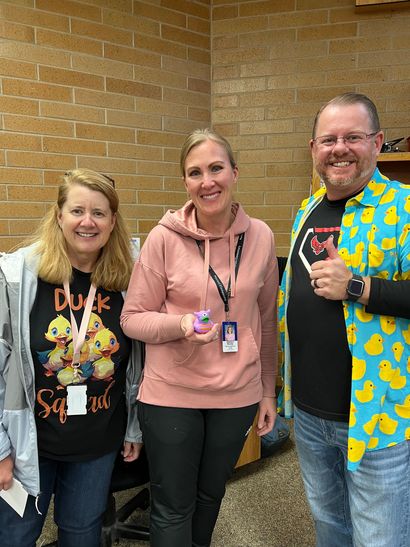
[193,309,214,334]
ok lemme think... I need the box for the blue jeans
[0,450,117,547]
[294,406,410,547]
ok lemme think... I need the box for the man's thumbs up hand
[310,235,352,300]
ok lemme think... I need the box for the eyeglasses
[313,131,379,148]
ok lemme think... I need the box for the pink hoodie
[121,201,278,409]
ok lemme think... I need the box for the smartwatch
[346,275,365,302]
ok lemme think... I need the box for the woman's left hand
[256,396,277,436]
[122,441,143,462]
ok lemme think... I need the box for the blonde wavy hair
[27,169,133,291]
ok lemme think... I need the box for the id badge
[67,385,87,416]
[222,321,238,353]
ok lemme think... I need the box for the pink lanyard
[63,281,97,372]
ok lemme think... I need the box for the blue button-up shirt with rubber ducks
[279,168,410,471]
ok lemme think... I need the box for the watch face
[349,277,364,296]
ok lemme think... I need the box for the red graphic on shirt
[298,226,341,273]
[311,235,327,255]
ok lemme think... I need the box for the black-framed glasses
[313,131,379,148]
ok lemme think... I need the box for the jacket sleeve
[0,264,12,461]
[121,229,184,344]
[124,339,144,443]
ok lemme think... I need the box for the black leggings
[138,402,258,547]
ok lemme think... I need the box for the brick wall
[212,0,410,255]
[0,0,211,250]
[1,1,410,254]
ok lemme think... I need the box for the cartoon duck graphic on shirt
[37,313,120,387]
[92,328,119,380]
[37,315,72,376]
[86,312,106,361]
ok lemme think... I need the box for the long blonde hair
[27,169,133,291]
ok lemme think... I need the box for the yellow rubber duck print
[399,224,410,246]
[368,243,384,268]
[360,207,376,223]
[379,187,397,205]
[367,437,379,449]
[379,413,398,435]
[384,206,399,225]
[355,306,373,323]
[405,428,410,440]
[343,211,355,227]
[364,333,383,356]
[381,237,396,250]
[352,356,366,380]
[390,370,406,390]
[380,315,396,335]
[378,360,397,382]
[349,402,357,427]
[343,303,349,320]
[392,341,404,363]
[394,394,410,419]
[355,380,376,403]
[338,247,351,267]
[363,414,379,436]
[347,323,358,345]
[278,289,284,307]
[367,225,378,242]
[405,194,410,214]
[350,226,359,239]
[402,325,410,345]
[367,180,386,197]
[348,437,366,463]
[350,242,365,269]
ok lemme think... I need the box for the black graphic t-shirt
[287,195,352,422]
[30,268,131,461]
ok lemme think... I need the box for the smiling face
[311,103,383,200]
[58,184,116,271]
[184,139,238,233]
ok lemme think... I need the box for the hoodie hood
[159,200,250,309]
[159,200,250,240]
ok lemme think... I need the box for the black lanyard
[196,233,245,315]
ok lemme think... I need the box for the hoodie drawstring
[229,228,236,299]
[200,238,210,310]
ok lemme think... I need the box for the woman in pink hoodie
[121,129,278,547]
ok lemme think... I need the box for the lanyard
[196,232,245,318]
[63,280,96,381]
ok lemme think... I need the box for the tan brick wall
[1,1,410,255]
[212,0,410,255]
[0,0,211,250]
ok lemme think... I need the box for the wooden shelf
[378,152,410,162]
[377,152,410,184]
[356,0,410,6]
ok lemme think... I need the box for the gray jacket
[0,245,143,497]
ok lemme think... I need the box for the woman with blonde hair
[0,169,143,547]
[122,129,278,546]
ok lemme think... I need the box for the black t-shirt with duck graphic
[30,268,131,461]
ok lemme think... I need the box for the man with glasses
[279,93,410,547]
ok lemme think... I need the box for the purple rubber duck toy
[193,309,214,334]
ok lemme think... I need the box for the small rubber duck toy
[193,309,214,334]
